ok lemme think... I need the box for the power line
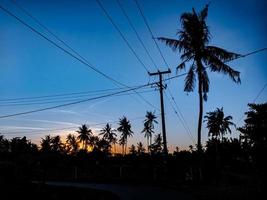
[253,82,267,103]
[240,47,267,59]
[0,84,150,119]
[134,0,170,69]
[0,89,155,107]
[164,91,196,144]
[116,0,158,71]
[0,2,158,111]
[96,0,150,73]
[0,87,132,102]
[4,115,160,135]
[0,4,122,87]
[166,88,195,140]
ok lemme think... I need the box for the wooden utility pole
[149,69,171,156]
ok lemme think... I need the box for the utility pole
[149,69,171,156]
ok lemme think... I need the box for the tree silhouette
[238,102,267,190]
[150,134,163,154]
[40,135,52,152]
[99,123,117,153]
[117,116,133,155]
[204,107,235,141]
[129,144,137,155]
[158,4,240,152]
[0,135,9,153]
[142,111,158,152]
[119,135,126,155]
[77,124,92,151]
[204,107,235,184]
[137,142,145,155]
[51,135,64,153]
[66,133,78,154]
[10,136,37,154]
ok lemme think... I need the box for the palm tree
[204,107,234,184]
[119,135,126,155]
[137,142,145,155]
[204,107,235,141]
[77,124,92,150]
[129,144,137,155]
[142,111,158,152]
[99,123,117,153]
[150,134,163,154]
[51,135,64,152]
[66,133,79,154]
[40,135,52,152]
[158,4,240,152]
[117,116,133,155]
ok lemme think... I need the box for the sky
[0,0,266,151]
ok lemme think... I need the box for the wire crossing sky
[0,0,266,150]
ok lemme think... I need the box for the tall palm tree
[99,123,117,153]
[77,124,92,150]
[142,111,158,152]
[158,4,240,151]
[117,116,133,155]
[119,135,126,155]
[204,107,235,141]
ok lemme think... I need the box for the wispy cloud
[0,126,46,131]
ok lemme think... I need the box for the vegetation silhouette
[204,107,235,184]
[77,124,92,151]
[0,104,266,199]
[158,4,241,152]
[0,2,266,200]
[117,116,134,155]
[100,123,117,153]
[142,111,158,153]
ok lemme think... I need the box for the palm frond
[199,4,209,21]
[202,69,210,101]
[184,64,196,92]
[157,37,184,52]
[204,53,241,83]
[206,46,241,62]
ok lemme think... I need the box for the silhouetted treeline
[0,103,266,198]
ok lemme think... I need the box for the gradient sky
[0,0,266,151]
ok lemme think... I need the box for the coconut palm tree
[204,107,234,184]
[142,111,158,152]
[66,133,79,154]
[77,124,92,150]
[40,135,52,152]
[119,135,126,155]
[117,116,133,155]
[137,142,145,155]
[99,123,117,153]
[129,144,137,155]
[150,134,163,154]
[158,4,240,151]
[204,107,235,141]
[51,135,64,152]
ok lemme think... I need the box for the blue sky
[0,0,266,150]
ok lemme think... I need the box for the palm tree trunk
[197,62,203,153]
[114,143,116,154]
[125,140,127,155]
[147,137,149,153]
